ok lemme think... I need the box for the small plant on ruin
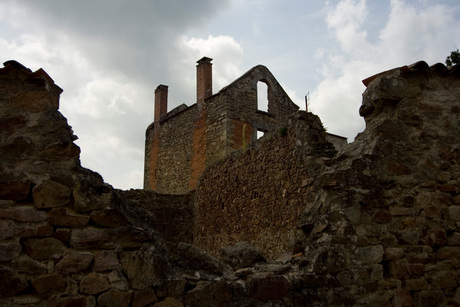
[446,49,460,66]
[279,126,287,137]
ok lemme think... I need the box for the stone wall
[0,60,177,306]
[195,111,337,259]
[1,60,332,307]
[2,59,460,306]
[195,62,460,305]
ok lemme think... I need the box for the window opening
[257,81,269,112]
[257,130,265,139]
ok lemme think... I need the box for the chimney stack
[196,57,213,103]
[154,85,168,121]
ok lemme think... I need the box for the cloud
[174,35,244,97]
[310,0,460,141]
[326,0,369,54]
[0,0,233,189]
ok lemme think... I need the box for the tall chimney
[196,57,213,103]
[154,85,168,121]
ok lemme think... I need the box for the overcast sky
[1,0,459,189]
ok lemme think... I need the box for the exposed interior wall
[195,111,336,259]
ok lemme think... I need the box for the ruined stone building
[144,57,347,194]
[2,59,460,306]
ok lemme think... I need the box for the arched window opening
[257,130,265,139]
[257,81,269,112]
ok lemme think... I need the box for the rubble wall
[0,61,193,306]
[196,62,460,305]
[195,111,336,259]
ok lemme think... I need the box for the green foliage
[279,126,287,137]
[446,49,460,66]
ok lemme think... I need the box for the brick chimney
[154,85,168,121]
[196,57,213,103]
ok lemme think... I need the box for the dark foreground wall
[1,60,460,306]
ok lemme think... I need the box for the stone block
[11,255,48,275]
[336,270,357,287]
[47,207,90,227]
[0,242,22,262]
[107,270,129,291]
[97,290,131,307]
[31,274,67,299]
[94,250,119,272]
[57,296,96,307]
[424,205,441,219]
[413,290,446,307]
[436,246,460,259]
[448,206,460,221]
[72,181,113,213]
[70,227,112,249]
[184,280,232,307]
[384,247,404,260]
[176,243,222,275]
[432,271,457,289]
[393,289,412,307]
[111,227,150,248]
[32,180,71,208]
[120,248,167,290]
[370,264,383,281]
[90,209,129,227]
[248,274,290,301]
[0,266,28,298]
[12,295,42,305]
[453,288,460,306]
[54,228,71,243]
[220,241,266,270]
[0,205,47,222]
[0,181,31,201]
[389,206,420,216]
[404,278,428,291]
[23,237,64,260]
[389,259,411,279]
[0,219,15,240]
[155,279,186,298]
[55,252,93,274]
[154,297,184,307]
[16,222,54,238]
[354,245,384,265]
[426,229,447,247]
[79,272,110,295]
[132,290,158,307]
[439,183,457,192]
[372,209,393,223]
[397,228,420,245]
[447,232,460,245]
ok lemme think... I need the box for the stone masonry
[145,57,315,194]
[1,59,459,306]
